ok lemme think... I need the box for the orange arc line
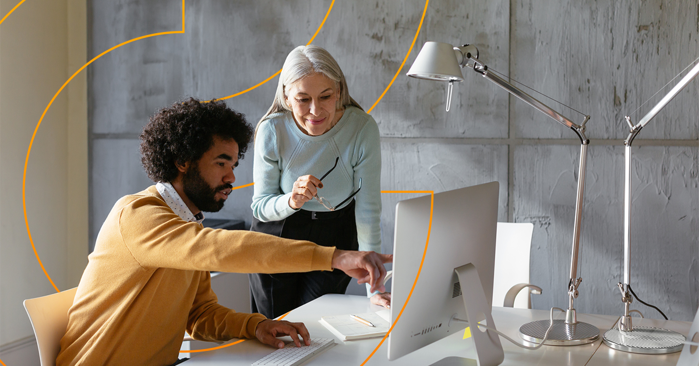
[23,0,186,293]
[367,0,429,114]
[362,190,434,366]
[179,339,246,354]
[232,182,254,190]
[0,358,6,366]
[218,69,281,101]
[180,310,290,353]
[217,0,334,101]
[0,0,25,26]
[305,0,334,46]
[181,0,186,33]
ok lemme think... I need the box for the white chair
[23,288,77,366]
[492,222,541,309]
[24,287,195,363]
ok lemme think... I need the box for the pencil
[350,314,375,327]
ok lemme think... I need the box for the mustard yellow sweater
[57,186,335,366]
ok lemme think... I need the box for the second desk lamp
[406,41,597,345]
[602,59,699,355]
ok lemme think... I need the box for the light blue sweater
[251,106,382,256]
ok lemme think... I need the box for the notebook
[319,310,391,341]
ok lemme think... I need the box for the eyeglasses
[314,157,363,211]
[315,178,362,211]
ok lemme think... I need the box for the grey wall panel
[91,0,511,137]
[90,0,184,134]
[363,0,510,139]
[624,146,698,320]
[90,139,153,249]
[614,1,699,141]
[513,144,596,311]
[90,42,187,134]
[511,0,699,141]
[90,0,182,52]
[511,0,611,140]
[379,141,509,257]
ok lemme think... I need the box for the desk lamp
[602,61,699,355]
[406,41,598,345]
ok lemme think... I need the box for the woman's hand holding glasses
[289,157,337,210]
[289,157,362,211]
[289,175,324,209]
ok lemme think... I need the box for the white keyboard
[251,337,336,366]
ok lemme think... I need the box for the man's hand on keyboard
[332,250,393,294]
[255,319,311,349]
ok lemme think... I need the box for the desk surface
[185,294,691,365]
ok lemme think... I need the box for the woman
[249,45,390,319]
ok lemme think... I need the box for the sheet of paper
[319,312,390,340]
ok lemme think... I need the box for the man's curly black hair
[140,97,253,183]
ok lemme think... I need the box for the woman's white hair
[257,45,362,131]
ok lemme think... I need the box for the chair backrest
[23,288,77,366]
[492,222,534,309]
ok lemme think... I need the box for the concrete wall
[88,0,698,322]
[0,0,87,358]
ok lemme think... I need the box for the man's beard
[182,163,231,212]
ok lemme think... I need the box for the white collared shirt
[156,182,205,224]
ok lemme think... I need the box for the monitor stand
[431,263,504,366]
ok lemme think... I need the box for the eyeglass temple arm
[319,157,339,182]
[334,178,362,209]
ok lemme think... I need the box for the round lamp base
[603,326,684,354]
[520,319,600,346]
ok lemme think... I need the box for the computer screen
[387,182,500,361]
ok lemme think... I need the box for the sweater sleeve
[119,196,334,273]
[187,272,266,342]
[353,116,384,298]
[353,116,382,255]
[251,119,299,222]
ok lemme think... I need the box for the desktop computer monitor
[387,181,500,362]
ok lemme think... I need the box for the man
[57,98,391,366]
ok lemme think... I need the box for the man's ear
[175,160,190,174]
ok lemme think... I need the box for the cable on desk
[476,307,564,350]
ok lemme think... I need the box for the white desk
[185,294,691,365]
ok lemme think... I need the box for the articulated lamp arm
[454,44,590,144]
[455,45,591,314]
[407,40,599,343]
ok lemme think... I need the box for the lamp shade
[406,41,463,82]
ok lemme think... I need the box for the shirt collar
[156,182,205,224]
